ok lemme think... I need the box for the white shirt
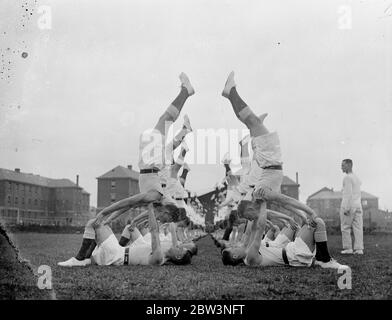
[341,172,362,211]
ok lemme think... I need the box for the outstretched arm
[235,223,246,243]
[278,205,308,226]
[169,222,179,247]
[266,209,298,229]
[147,203,164,265]
[245,209,267,266]
[241,220,254,248]
[94,191,161,225]
[103,207,131,225]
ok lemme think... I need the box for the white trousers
[340,208,364,251]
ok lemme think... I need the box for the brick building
[306,187,379,228]
[96,165,141,227]
[96,165,140,209]
[0,168,90,226]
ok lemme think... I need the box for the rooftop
[307,187,378,200]
[0,168,90,194]
[97,165,140,180]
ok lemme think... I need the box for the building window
[111,181,116,189]
[28,198,31,205]
[110,193,116,202]
[15,197,18,205]
[15,184,19,192]
[7,195,11,205]
[34,199,38,206]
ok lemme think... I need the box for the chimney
[295,172,299,184]
[76,174,79,187]
[15,168,21,173]
[127,165,133,171]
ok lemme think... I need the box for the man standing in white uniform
[340,159,364,255]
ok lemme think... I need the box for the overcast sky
[1,0,391,209]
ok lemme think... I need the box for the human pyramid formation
[59,72,348,270]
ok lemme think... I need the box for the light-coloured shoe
[314,259,349,270]
[222,71,236,98]
[239,134,250,146]
[179,72,195,96]
[58,257,90,267]
[258,113,268,123]
[341,249,353,254]
[183,114,193,132]
[83,258,92,266]
[182,162,191,172]
[354,250,364,255]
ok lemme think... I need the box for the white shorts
[92,234,125,266]
[139,172,164,194]
[285,237,315,267]
[251,132,282,168]
[159,166,170,187]
[267,234,290,248]
[138,129,165,170]
[242,168,283,201]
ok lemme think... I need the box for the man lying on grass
[58,203,193,267]
[221,203,349,269]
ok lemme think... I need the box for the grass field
[3,231,392,299]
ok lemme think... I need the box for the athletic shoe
[341,249,354,254]
[182,162,191,172]
[58,257,90,267]
[354,250,364,255]
[314,259,349,270]
[179,72,195,96]
[222,71,236,98]
[183,114,193,132]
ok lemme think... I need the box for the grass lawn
[3,231,392,299]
